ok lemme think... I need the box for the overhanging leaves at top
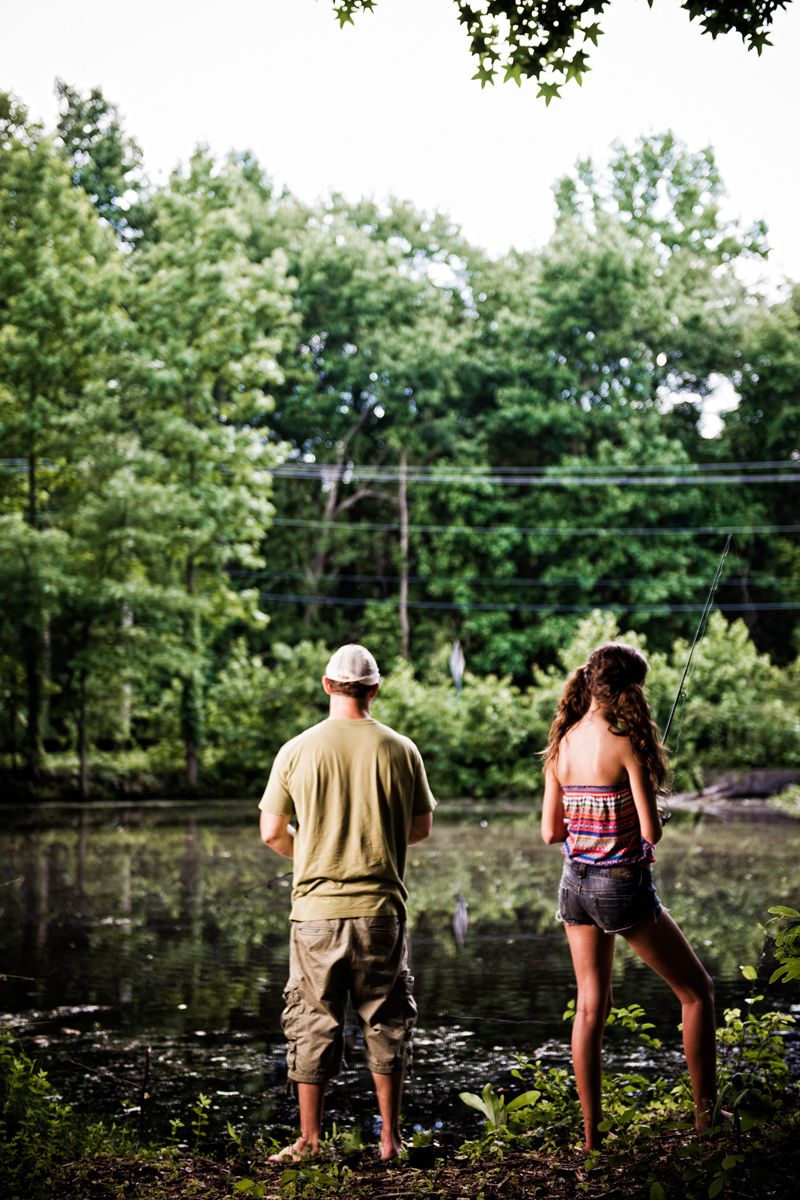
[330,1,790,95]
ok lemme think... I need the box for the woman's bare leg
[624,909,716,1130]
[564,923,616,1150]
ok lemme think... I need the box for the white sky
[3,0,799,285]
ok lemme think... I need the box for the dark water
[1,801,797,1146]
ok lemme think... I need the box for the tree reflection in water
[0,802,797,1143]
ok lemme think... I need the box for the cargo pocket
[399,968,417,1069]
[281,984,303,1075]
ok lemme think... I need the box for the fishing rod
[659,533,733,822]
[662,533,733,745]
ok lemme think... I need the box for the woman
[541,642,716,1151]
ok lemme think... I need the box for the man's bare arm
[409,812,433,844]
[260,811,295,858]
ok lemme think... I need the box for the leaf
[767,906,800,918]
[708,1176,725,1198]
[233,1183,255,1194]
[650,1184,667,1200]
[739,964,757,981]
[739,1111,760,1132]
[536,82,561,106]
[459,1091,489,1117]
[506,1089,542,1112]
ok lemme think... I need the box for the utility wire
[250,570,788,590]
[259,592,800,616]
[270,519,800,537]
[273,466,800,487]
[274,457,799,476]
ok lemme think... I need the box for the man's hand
[260,811,295,858]
[408,812,433,845]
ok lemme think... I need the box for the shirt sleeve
[411,749,437,815]
[258,743,295,817]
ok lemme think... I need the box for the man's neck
[328,696,372,720]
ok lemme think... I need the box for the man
[259,643,435,1162]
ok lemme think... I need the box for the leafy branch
[329,1,790,96]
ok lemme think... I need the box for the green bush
[202,639,329,789]
[95,613,800,799]
[374,658,536,797]
[0,1035,123,1197]
[666,614,800,787]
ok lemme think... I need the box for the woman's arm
[541,768,568,844]
[621,743,663,845]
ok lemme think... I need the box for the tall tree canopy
[1,83,798,796]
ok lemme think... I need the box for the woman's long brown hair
[541,642,669,793]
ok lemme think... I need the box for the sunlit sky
[4,0,800,288]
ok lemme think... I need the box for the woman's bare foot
[379,1134,403,1161]
[695,1100,715,1134]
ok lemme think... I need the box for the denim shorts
[558,858,661,934]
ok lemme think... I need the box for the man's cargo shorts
[281,916,416,1084]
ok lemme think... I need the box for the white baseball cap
[324,643,381,685]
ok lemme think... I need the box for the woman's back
[555,710,629,788]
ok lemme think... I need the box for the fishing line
[660,534,733,816]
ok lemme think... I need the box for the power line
[270,518,800,537]
[5,457,797,477]
[259,591,800,616]
[274,457,799,475]
[253,570,789,590]
[272,459,800,487]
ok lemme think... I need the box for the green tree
[260,196,471,658]
[124,149,296,785]
[0,95,125,776]
[55,79,143,238]
[720,288,800,659]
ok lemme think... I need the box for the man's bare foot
[583,1126,604,1153]
[268,1137,320,1164]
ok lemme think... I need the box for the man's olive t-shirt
[259,717,436,920]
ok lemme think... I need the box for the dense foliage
[1,86,798,796]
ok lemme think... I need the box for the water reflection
[0,802,797,1143]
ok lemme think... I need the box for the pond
[0,801,797,1148]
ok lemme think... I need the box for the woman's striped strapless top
[561,784,655,866]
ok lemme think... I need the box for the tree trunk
[183,557,201,789]
[303,461,342,627]
[398,451,410,658]
[24,449,43,779]
[303,398,377,628]
[120,604,133,743]
[77,663,89,802]
[41,616,51,745]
